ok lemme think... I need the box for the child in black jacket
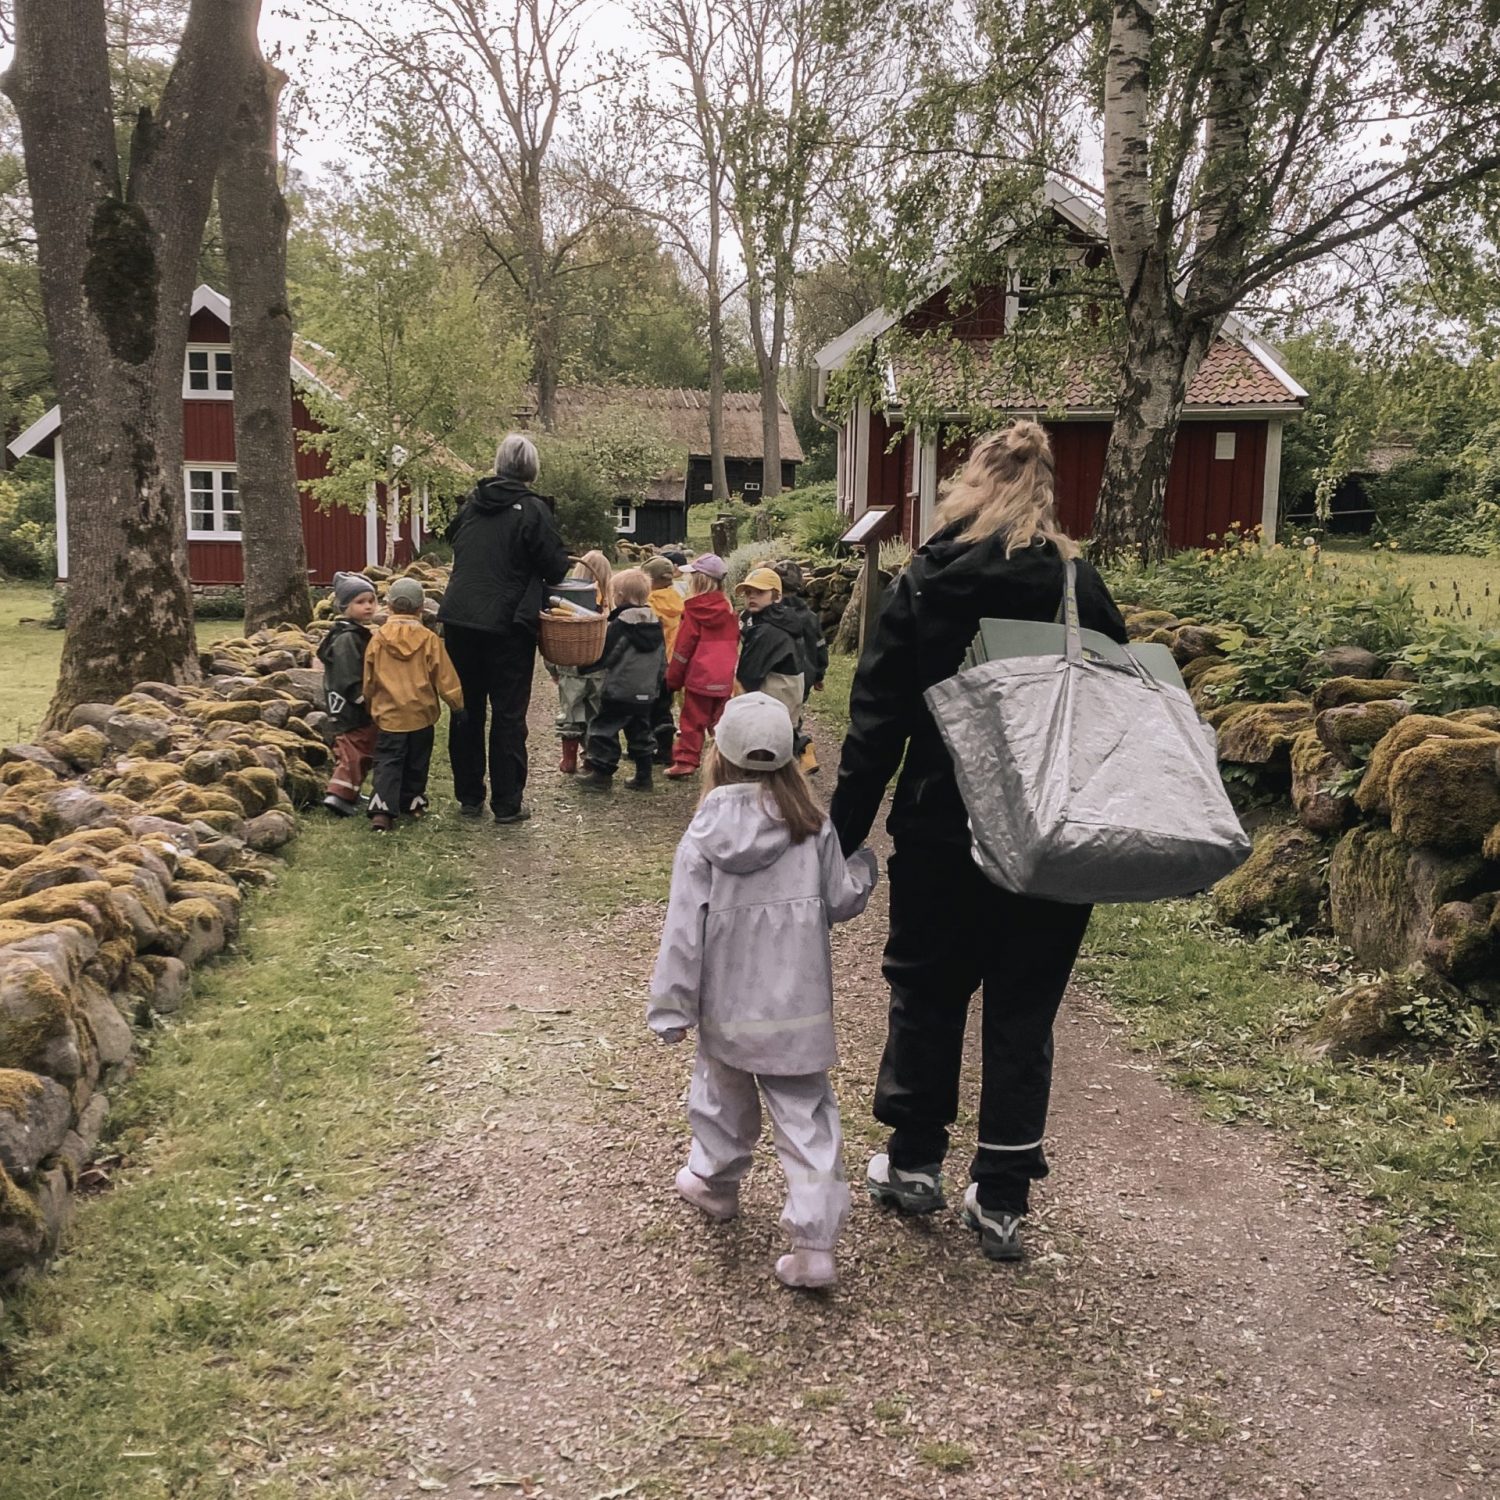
[772,561,828,773]
[580,569,666,792]
[317,572,379,815]
[733,567,804,722]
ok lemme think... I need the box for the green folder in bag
[964,617,1187,692]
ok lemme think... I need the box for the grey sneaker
[961,1183,1025,1261]
[866,1152,946,1214]
[322,793,358,817]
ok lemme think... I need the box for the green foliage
[1373,424,1500,557]
[1396,625,1500,713]
[0,464,56,580]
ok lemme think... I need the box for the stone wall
[1121,607,1500,1054]
[0,562,447,1295]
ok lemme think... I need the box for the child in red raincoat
[664,554,740,778]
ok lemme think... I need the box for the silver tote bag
[923,560,1250,904]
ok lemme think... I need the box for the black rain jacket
[736,600,802,692]
[829,528,1128,856]
[586,604,666,704]
[779,593,828,689]
[315,618,373,735]
[438,475,571,636]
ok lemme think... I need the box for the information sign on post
[839,506,902,654]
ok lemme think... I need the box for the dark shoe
[405,796,428,820]
[626,758,653,791]
[370,812,395,833]
[866,1153,946,1214]
[323,793,359,817]
[961,1183,1025,1261]
[558,738,580,775]
[493,805,532,824]
[577,768,613,792]
[458,803,484,819]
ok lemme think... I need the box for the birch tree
[2,0,250,721]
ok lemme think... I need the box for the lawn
[0,583,246,740]
[1319,540,1500,630]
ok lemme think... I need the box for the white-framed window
[185,466,241,539]
[184,344,233,399]
[613,498,637,534]
[1215,431,1237,461]
[743,479,762,495]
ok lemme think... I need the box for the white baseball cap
[714,692,794,771]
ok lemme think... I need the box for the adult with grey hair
[439,433,571,822]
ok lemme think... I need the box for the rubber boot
[627,756,653,791]
[798,742,819,776]
[558,737,580,775]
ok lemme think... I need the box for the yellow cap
[734,567,783,595]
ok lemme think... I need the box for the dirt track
[355,685,1497,1498]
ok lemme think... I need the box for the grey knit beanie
[386,577,426,613]
[333,571,376,610]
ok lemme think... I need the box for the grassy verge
[1083,902,1500,1344]
[0,583,246,740]
[0,782,481,1498]
[1319,541,1500,629]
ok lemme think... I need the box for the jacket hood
[614,604,664,646]
[684,591,735,621]
[689,783,792,874]
[315,616,365,663]
[375,615,430,659]
[747,599,799,631]
[913,527,1070,620]
[470,475,542,513]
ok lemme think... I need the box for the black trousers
[370,726,434,817]
[877,846,1092,1214]
[586,698,656,776]
[649,685,676,763]
[444,623,536,815]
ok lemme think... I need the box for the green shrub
[192,588,247,620]
[0,464,57,580]
[1373,434,1500,557]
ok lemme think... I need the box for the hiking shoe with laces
[961,1183,1025,1261]
[866,1152,946,1214]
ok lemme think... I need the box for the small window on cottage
[184,346,233,398]
[186,467,241,538]
[613,499,637,534]
[1215,431,1236,461]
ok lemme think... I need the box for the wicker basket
[538,610,608,668]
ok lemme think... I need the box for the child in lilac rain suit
[648,692,878,1290]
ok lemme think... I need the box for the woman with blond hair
[829,420,1128,1262]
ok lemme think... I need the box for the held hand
[659,1026,689,1046]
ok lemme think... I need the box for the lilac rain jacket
[649,783,879,1075]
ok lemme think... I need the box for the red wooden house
[812,181,1306,549]
[8,285,456,586]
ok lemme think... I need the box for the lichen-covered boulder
[1423,898,1499,985]
[1303,645,1379,685]
[1,744,70,779]
[1217,702,1314,767]
[37,785,130,839]
[169,898,227,967]
[1180,653,1228,686]
[66,703,118,735]
[1329,827,1489,972]
[0,881,125,944]
[1171,626,1223,664]
[1450,707,1500,732]
[1124,608,1181,636]
[1355,715,1500,816]
[129,681,193,708]
[1189,664,1243,710]
[244,809,297,853]
[1387,735,1500,851]
[1212,825,1326,932]
[132,954,190,1015]
[222,767,281,818]
[41,726,109,772]
[0,1070,70,1181]
[0,1161,49,1271]
[186,699,261,725]
[77,979,132,1070]
[1308,978,1409,1060]
[1315,699,1410,764]
[103,712,174,756]
[0,848,106,904]
[111,760,189,803]
[125,815,198,858]
[181,746,241,785]
[1290,730,1352,834]
[1311,676,1417,712]
[0,955,83,1082]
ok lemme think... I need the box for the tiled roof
[540,386,805,464]
[888,333,1302,414]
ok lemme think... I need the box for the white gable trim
[191,284,232,324]
[8,403,61,460]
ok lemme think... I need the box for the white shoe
[961,1183,1025,1261]
[866,1152,946,1213]
[674,1166,738,1221]
[775,1247,837,1289]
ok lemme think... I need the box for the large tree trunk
[1091,302,1214,563]
[219,29,309,633]
[3,0,250,725]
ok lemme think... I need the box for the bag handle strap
[1061,555,1159,689]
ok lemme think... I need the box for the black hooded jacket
[586,604,666,703]
[829,528,1128,856]
[779,593,828,688]
[438,475,572,635]
[736,599,803,691]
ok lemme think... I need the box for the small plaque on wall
[1215,431,1236,460]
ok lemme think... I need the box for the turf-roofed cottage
[813,182,1307,549]
[536,386,805,545]
[8,285,469,586]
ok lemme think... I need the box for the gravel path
[356,683,1496,1498]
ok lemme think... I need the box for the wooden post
[838,506,896,656]
[860,541,881,654]
[711,514,740,556]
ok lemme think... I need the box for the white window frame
[613,498,637,534]
[185,465,241,540]
[183,344,234,400]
